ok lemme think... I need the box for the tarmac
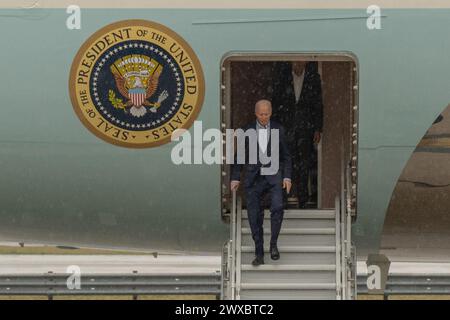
[0,254,221,275]
[0,253,449,276]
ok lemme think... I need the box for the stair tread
[241,228,335,235]
[242,210,335,219]
[240,283,336,290]
[241,264,336,271]
[241,246,335,253]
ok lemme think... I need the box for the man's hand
[313,131,321,144]
[283,179,292,194]
[230,180,240,192]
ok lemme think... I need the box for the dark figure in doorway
[272,61,323,208]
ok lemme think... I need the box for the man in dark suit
[272,61,323,208]
[230,99,292,266]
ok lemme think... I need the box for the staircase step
[241,218,335,229]
[241,233,335,246]
[240,283,336,290]
[241,246,335,253]
[240,246,336,265]
[242,210,335,219]
[241,269,335,284]
[241,228,335,235]
[238,289,336,300]
[241,264,335,271]
[241,252,335,265]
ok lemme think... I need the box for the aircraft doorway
[221,54,358,215]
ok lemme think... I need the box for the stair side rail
[230,190,237,299]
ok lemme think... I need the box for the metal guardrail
[1,273,449,298]
[357,275,450,296]
[0,273,222,298]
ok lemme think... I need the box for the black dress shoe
[252,256,264,266]
[270,245,280,260]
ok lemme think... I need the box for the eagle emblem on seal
[109,54,169,117]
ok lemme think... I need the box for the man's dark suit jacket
[271,62,323,136]
[230,120,292,189]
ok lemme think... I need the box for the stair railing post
[221,240,233,299]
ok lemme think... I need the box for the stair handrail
[335,196,342,300]
[340,143,346,299]
[230,189,237,299]
[236,196,242,299]
[339,140,356,300]
[345,163,354,299]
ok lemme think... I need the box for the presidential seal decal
[69,20,205,148]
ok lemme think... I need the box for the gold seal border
[68,19,205,149]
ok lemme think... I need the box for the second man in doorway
[272,61,323,208]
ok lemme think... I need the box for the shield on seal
[128,87,146,107]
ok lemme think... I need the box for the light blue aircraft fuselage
[0,7,449,256]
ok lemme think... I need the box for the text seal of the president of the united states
[69,20,205,148]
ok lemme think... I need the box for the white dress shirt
[256,120,269,154]
[292,69,305,103]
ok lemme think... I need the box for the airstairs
[221,165,356,300]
